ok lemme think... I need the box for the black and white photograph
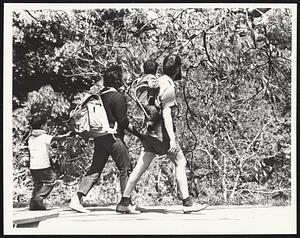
[3,2,297,235]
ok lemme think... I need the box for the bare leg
[122,151,156,197]
[168,149,208,213]
[167,149,189,199]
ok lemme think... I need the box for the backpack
[132,74,160,119]
[69,88,117,140]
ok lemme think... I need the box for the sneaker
[131,203,145,212]
[69,195,90,213]
[116,203,141,214]
[182,202,208,214]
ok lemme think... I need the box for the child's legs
[30,170,43,198]
[122,151,155,198]
[167,149,189,200]
[33,168,57,202]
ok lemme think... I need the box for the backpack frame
[131,77,160,120]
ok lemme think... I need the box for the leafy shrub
[12,8,292,207]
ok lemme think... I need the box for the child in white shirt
[28,114,72,210]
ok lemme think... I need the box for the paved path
[11,205,295,235]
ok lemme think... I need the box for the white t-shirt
[152,75,178,141]
[28,130,53,169]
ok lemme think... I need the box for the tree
[12,7,292,206]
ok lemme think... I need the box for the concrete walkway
[11,205,295,235]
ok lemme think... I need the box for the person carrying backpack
[69,65,141,213]
[134,60,161,136]
[116,54,209,214]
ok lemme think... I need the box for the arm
[162,107,176,142]
[159,78,178,154]
[162,106,178,154]
[127,123,142,138]
[111,93,141,138]
[51,131,73,142]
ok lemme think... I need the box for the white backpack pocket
[87,100,110,132]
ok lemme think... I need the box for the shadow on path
[87,207,116,212]
[139,208,168,214]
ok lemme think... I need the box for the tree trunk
[229,172,240,201]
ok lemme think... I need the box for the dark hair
[30,115,47,129]
[103,65,123,88]
[163,54,181,77]
[143,60,158,75]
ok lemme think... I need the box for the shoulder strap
[80,94,98,107]
[100,87,117,95]
[129,79,150,119]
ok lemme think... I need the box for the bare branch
[198,147,222,172]
[203,31,212,62]
[226,131,242,159]
[25,10,42,23]
[245,119,271,153]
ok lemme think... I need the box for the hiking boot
[69,195,90,213]
[182,202,208,214]
[116,203,141,214]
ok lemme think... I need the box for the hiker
[28,114,72,210]
[116,54,209,214]
[135,60,161,135]
[69,65,141,213]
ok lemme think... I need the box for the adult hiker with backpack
[69,65,141,213]
[116,54,209,214]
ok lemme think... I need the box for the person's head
[30,114,47,130]
[163,54,182,81]
[143,60,158,75]
[103,65,124,89]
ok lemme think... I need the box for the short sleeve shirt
[28,131,53,169]
[142,75,177,154]
[158,75,177,109]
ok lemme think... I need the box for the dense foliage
[12,7,291,207]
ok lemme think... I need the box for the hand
[168,139,179,155]
[20,156,30,167]
[127,123,142,138]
